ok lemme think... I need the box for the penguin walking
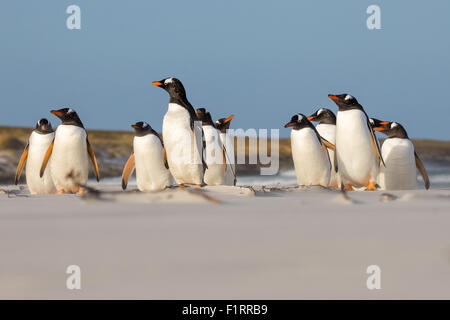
[371,120,430,190]
[121,122,172,192]
[215,115,236,186]
[284,114,335,187]
[152,78,206,187]
[307,108,338,187]
[328,94,384,191]
[196,108,228,186]
[14,118,57,194]
[40,108,100,194]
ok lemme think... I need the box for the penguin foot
[365,181,377,191]
[57,190,65,194]
[195,184,202,188]
[343,184,354,191]
[77,187,85,195]
[177,184,185,188]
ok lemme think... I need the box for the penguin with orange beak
[215,114,236,185]
[328,94,384,191]
[307,108,338,187]
[371,120,430,190]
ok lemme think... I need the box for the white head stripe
[318,108,324,115]
[164,78,173,85]
[68,108,74,113]
[369,119,374,125]
[391,122,398,128]
[143,122,149,128]
[297,114,304,121]
[344,94,353,101]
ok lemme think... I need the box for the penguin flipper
[320,137,336,151]
[40,139,54,178]
[15,143,29,185]
[415,151,430,190]
[86,138,100,182]
[163,146,169,169]
[121,153,135,190]
[366,117,385,167]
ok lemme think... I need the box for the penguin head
[215,115,234,133]
[152,77,186,100]
[131,121,154,136]
[196,108,215,126]
[373,121,409,139]
[284,113,310,130]
[328,94,361,111]
[50,108,84,127]
[35,118,53,134]
[369,118,390,128]
[307,108,336,125]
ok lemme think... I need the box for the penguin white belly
[50,125,89,193]
[26,132,56,194]
[203,126,225,185]
[134,135,172,192]
[336,110,378,187]
[220,132,236,186]
[162,103,203,185]
[379,138,417,190]
[291,128,330,187]
[316,123,338,187]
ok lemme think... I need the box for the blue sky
[0,0,449,139]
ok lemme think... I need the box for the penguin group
[14,77,236,194]
[13,79,429,195]
[284,93,430,191]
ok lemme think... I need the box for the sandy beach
[1,183,449,299]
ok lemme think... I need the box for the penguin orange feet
[57,190,65,194]
[177,184,185,188]
[343,184,354,191]
[77,187,85,195]
[365,181,377,191]
[195,184,202,188]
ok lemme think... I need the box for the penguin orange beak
[284,122,295,128]
[328,95,340,100]
[50,110,62,115]
[373,127,385,131]
[307,116,315,121]
[152,81,163,87]
[379,121,390,125]
[131,124,139,129]
[224,115,234,123]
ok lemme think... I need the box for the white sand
[0,184,449,299]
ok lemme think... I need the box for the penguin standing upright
[14,118,56,194]
[40,108,100,194]
[307,108,338,187]
[121,122,172,192]
[196,108,227,186]
[284,114,335,187]
[328,94,384,191]
[152,78,205,187]
[371,120,430,190]
[215,115,236,186]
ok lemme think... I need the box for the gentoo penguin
[14,118,57,194]
[152,77,206,187]
[121,122,172,192]
[215,115,236,186]
[284,114,335,187]
[40,108,100,194]
[371,120,430,190]
[307,108,338,187]
[196,108,227,186]
[328,94,384,191]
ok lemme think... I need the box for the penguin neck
[385,127,409,139]
[317,115,336,125]
[169,96,198,122]
[61,119,84,128]
[34,128,54,135]
[337,103,363,112]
